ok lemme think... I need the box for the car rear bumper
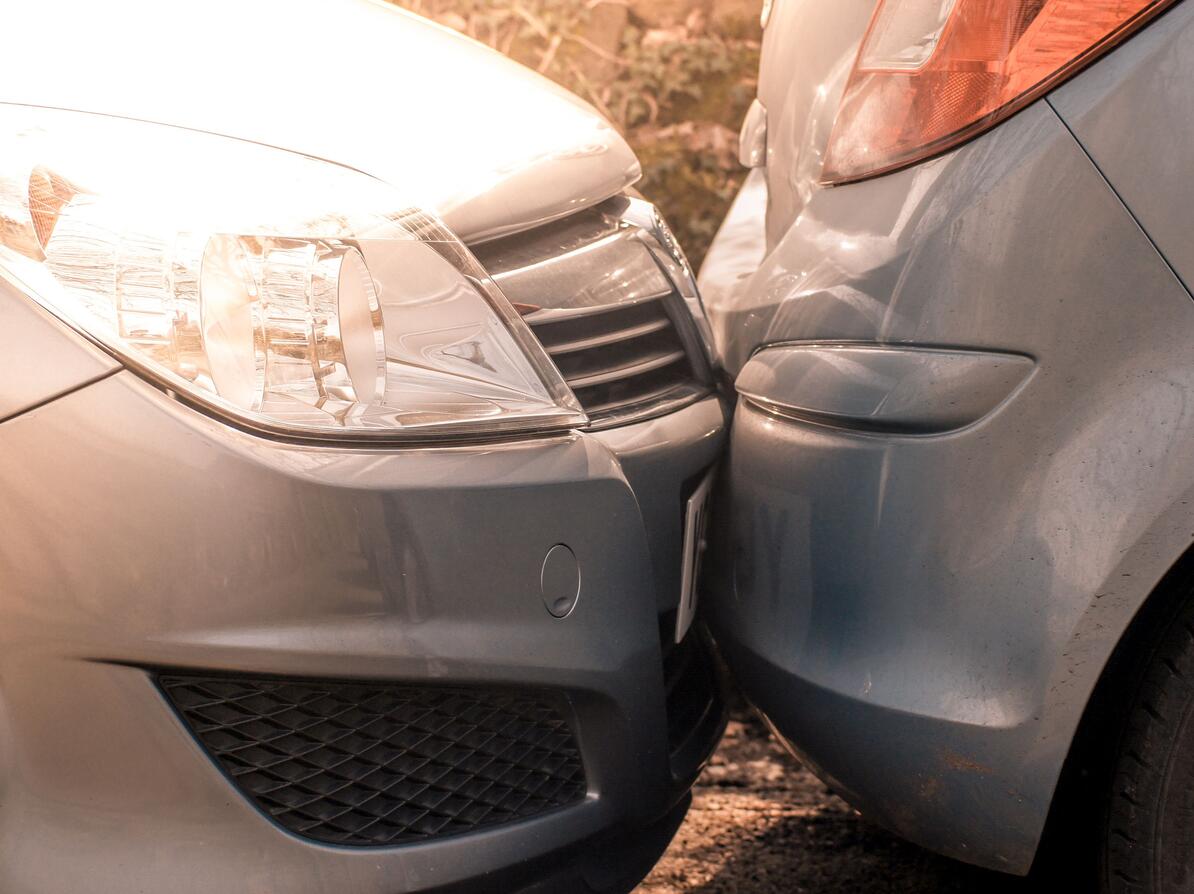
[0,370,726,894]
[701,91,1194,874]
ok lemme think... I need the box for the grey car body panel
[596,398,726,615]
[0,0,640,244]
[0,367,722,893]
[1049,2,1194,292]
[700,7,1194,871]
[749,0,876,248]
[0,282,118,422]
[698,169,767,358]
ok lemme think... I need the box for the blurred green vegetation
[390,0,761,269]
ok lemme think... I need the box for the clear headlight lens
[0,105,585,440]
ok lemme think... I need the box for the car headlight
[0,104,586,441]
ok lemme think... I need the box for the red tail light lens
[822,0,1179,185]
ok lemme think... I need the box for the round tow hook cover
[541,544,581,619]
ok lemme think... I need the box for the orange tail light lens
[822,0,1179,185]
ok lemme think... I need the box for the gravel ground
[637,713,1042,894]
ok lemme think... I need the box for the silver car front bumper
[0,339,725,893]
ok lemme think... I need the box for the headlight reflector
[0,105,585,440]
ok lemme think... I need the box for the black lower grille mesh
[159,675,586,846]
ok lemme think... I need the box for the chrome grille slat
[566,349,688,390]
[540,299,683,379]
[543,317,673,355]
[522,290,673,326]
[577,381,707,418]
[470,197,712,428]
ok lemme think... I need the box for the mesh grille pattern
[159,675,586,846]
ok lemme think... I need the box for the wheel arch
[1035,519,1194,881]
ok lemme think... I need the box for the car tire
[1102,594,1194,893]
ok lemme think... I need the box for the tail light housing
[822,0,1179,185]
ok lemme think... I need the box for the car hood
[0,0,640,244]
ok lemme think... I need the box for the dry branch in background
[390,0,761,269]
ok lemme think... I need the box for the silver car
[0,1,727,891]
[701,0,1194,890]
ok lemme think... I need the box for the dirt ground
[637,713,1040,894]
